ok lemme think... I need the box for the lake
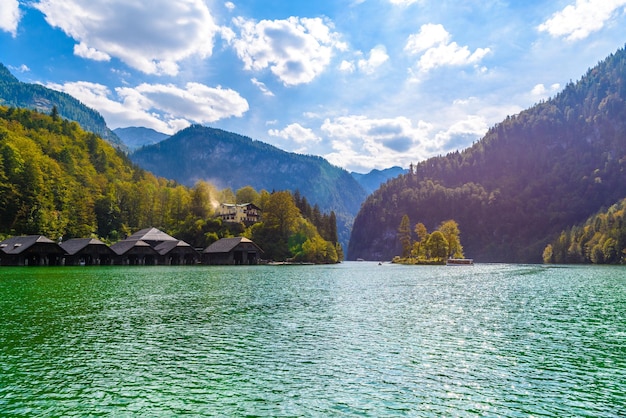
[0,263,624,416]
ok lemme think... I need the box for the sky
[1,0,625,173]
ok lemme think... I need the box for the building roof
[0,235,60,255]
[154,240,197,256]
[60,238,112,255]
[110,239,155,255]
[203,237,262,254]
[220,203,261,210]
[126,227,178,243]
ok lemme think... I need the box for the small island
[392,216,466,265]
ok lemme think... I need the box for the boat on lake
[446,258,474,266]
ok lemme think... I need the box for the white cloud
[405,23,491,74]
[358,45,389,74]
[225,1,235,10]
[268,123,321,145]
[230,16,347,86]
[321,115,432,171]
[339,60,355,73]
[405,23,450,53]
[538,0,626,41]
[9,64,30,73]
[74,42,111,62]
[34,0,218,75]
[0,0,20,36]
[433,115,489,151]
[251,78,274,96]
[530,83,561,98]
[47,80,249,134]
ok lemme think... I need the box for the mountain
[0,63,124,149]
[0,106,180,240]
[130,124,369,250]
[114,127,170,150]
[349,45,626,263]
[352,166,407,194]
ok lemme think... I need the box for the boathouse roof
[0,235,60,255]
[110,239,155,256]
[154,240,197,256]
[126,227,178,243]
[203,237,262,254]
[60,238,112,255]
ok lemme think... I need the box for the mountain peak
[0,64,19,84]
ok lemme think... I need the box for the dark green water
[0,263,624,416]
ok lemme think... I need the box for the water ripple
[0,264,624,416]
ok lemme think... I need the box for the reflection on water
[0,263,624,416]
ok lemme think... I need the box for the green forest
[393,216,464,264]
[349,44,626,263]
[0,106,341,263]
[543,198,626,264]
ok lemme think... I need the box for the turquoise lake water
[0,262,624,416]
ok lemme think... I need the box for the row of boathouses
[0,228,264,266]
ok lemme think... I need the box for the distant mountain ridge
[0,63,124,149]
[114,127,170,150]
[349,45,626,262]
[352,166,407,194]
[130,124,369,250]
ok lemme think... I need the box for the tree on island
[393,216,464,264]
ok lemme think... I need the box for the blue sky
[1,0,625,172]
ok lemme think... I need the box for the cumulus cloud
[339,60,355,73]
[268,123,321,145]
[321,115,432,171]
[405,23,490,74]
[230,16,347,86]
[34,0,218,75]
[358,45,389,74]
[74,42,111,62]
[531,83,561,98]
[225,1,235,10]
[433,115,488,151]
[0,0,20,36]
[538,0,626,41]
[47,80,249,134]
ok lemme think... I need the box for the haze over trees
[349,45,626,263]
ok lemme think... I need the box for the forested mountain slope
[130,125,368,249]
[0,63,124,149]
[0,106,184,240]
[349,45,626,262]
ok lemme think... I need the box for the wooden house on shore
[0,235,64,266]
[203,237,263,265]
[61,238,116,266]
[110,228,198,265]
[0,228,262,266]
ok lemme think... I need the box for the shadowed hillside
[349,45,626,263]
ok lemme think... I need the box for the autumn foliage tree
[394,216,464,264]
